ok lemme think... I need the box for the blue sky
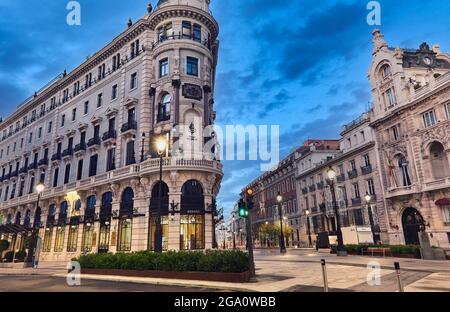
[1,0,450,217]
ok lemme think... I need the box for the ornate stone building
[0,0,223,262]
[368,29,450,248]
[295,120,388,245]
[241,151,299,247]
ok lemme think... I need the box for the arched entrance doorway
[149,181,169,251]
[180,180,205,250]
[118,187,134,252]
[99,192,112,253]
[402,207,424,245]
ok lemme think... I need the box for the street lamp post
[276,192,286,254]
[327,167,347,256]
[24,183,45,268]
[140,132,146,162]
[232,217,236,250]
[305,209,312,247]
[365,193,377,245]
[154,137,167,253]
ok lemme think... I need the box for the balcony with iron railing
[309,184,316,192]
[19,166,28,175]
[51,153,62,162]
[361,165,372,175]
[351,197,362,206]
[102,130,117,142]
[87,137,101,148]
[316,181,324,190]
[348,169,358,180]
[0,157,223,210]
[28,163,38,170]
[152,33,213,51]
[301,187,308,195]
[10,170,18,178]
[38,158,49,167]
[121,120,137,134]
[337,174,346,183]
[157,113,171,123]
[62,148,73,159]
[74,143,87,153]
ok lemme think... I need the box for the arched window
[14,211,21,225]
[150,181,169,214]
[157,94,171,122]
[380,64,391,78]
[74,199,82,213]
[85,195,96,221]
[181,180,204,213]
[100,192,113,220]
[120,187,134,217]
[60,201,68,222]
[429,142,449,179]
[23,210,31,227]
[47,204,56,227]
[398,155,412,187]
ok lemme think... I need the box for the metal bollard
[394,262,404,292]
[321,259,329,292]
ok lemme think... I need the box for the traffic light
[245,188,254,210]
[238,198,248,218]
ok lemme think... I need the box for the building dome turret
[156,0,211,12]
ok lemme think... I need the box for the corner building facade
[368,30,450,248]
[0,0,223,262]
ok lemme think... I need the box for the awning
[0,224,32,235]
[435,198,450,206]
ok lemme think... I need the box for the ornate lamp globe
[327,167,337,181]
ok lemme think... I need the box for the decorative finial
[372,29,387,54]
[63,69,67,77]
[127,18,133,28]
[147,3,153,13]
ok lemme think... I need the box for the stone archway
[401,207,424,245]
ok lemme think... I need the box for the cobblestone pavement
[0,249,448,292]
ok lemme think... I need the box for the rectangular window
[445,103,450,120]
[159,58,169,78]
[106,148,116,172]
[61,114,66,127]
[391,125,399,140]
[43,228,53,252]
[97,93,103,108]
[193,24,201,42]
[186,57,199,76]
[77,159,83,181]
[385,88,396,107]
[182,21,191,39]
[84,101,89,115]
[89,154,98,177]
[81,224,93,252]
[64,164,71,184]
[423,110,437,128]
[54,227,65,252]
[353,183,360,198]
[363,154,371,167]
[72,108,77,121]
[130,73,137,90]
[350,160,356,171]
[38,127,42,138]
[53,167,59,187]
[367,179,376,195]
[111,85,118,100]
[28,132,33,144]
[67,225,78,252]
[48,121,52,133]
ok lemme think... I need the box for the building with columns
[0,0,223,262]
[368,30,450,248]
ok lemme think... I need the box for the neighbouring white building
[0,0,223,262]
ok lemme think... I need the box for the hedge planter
[80,268,251,283]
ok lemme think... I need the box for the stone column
[172,79,181,126]
[203,85,211,126]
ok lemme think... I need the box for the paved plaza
[0,249,449,292]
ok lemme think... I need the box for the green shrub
[3,251,14,263]
[75,250,249,273]
[15,250,27,262]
